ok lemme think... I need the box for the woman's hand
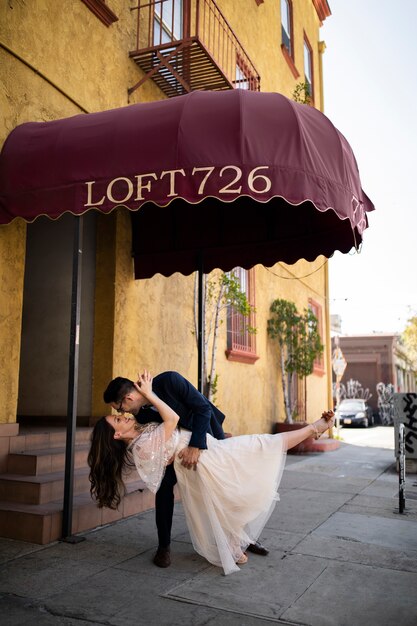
[322,410,335,422]
[135,370,179,440]
[134,370,154,401]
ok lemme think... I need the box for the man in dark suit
[103,370,268,567]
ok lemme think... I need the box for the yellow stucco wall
[0,0,331,430]
[0,220,26,424]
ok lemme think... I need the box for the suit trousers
[155,463,177,548]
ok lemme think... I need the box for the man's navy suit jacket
[136,371,225,449]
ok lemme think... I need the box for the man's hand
[177,446,201,470]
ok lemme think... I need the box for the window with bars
[308,298,325,375]
[226,267,258,364]
[153,0,183,45]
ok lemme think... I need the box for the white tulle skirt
[173,430,286,575]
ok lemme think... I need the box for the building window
[281,0,292,57]
[235,55,257,90]
[236,61,250,90]
[153,0,183,45]
[81,0,118,27]
[280,0,299,78]
[308,298,325,375]
[303,35,314,102]
[226,267,258,364]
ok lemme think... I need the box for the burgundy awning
[0,90,374,277]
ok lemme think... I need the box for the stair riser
[7,448,89,476]
[10,430,92,453]
[0,473,91,505]
[0,489,160,544]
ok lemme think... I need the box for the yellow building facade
[0,0,332,475]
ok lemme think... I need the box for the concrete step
[0,478,159,544]
[0,464,142,505]
[0,468,92,504]
[7,445,90,476]
[10,427,92,453]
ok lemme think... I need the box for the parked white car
[335,399,374,428]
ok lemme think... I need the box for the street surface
[335,424,395,450]
[1,423,417,625]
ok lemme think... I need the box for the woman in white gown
[89,371,334,575]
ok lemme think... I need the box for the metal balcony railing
[129,0,260,98]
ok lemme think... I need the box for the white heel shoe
[236,553,248,564]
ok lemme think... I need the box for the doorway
[17,213,97,426]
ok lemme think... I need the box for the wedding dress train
[130,424,286,575]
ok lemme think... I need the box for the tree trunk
[207,282,225,402]
[281,350,292,423]
[304,376,307,421]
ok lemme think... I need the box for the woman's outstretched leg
[280,411,335,452]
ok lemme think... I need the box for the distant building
[330,314,342,335]
[332,334,417,415]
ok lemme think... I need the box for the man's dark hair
[103,377,135,404]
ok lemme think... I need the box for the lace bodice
[128,423,180,493]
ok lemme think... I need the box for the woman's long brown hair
[88,417,134,509]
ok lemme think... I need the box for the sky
[321,0,417,336]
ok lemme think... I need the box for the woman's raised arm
[135,370,179,441]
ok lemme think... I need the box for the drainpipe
[318,41,326,114]
[324,261,333,411]
[318,40,333,413]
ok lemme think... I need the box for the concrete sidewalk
[1,431,417,626]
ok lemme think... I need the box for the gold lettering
[107,177,134,204]
[160,169,186,198]
[84,181,105,207]
[134,173,158,201]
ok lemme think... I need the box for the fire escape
[129,0,260,99]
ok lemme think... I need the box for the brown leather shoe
[246,541,269,556]
[153,547,171,568]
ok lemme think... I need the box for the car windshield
[339,400,365,410]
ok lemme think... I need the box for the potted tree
[267,298,323,452]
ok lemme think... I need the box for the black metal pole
[197,255,205,394]
[398,423,406,514]
[62,215,84,542]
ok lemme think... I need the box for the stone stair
[0,426,157,544]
